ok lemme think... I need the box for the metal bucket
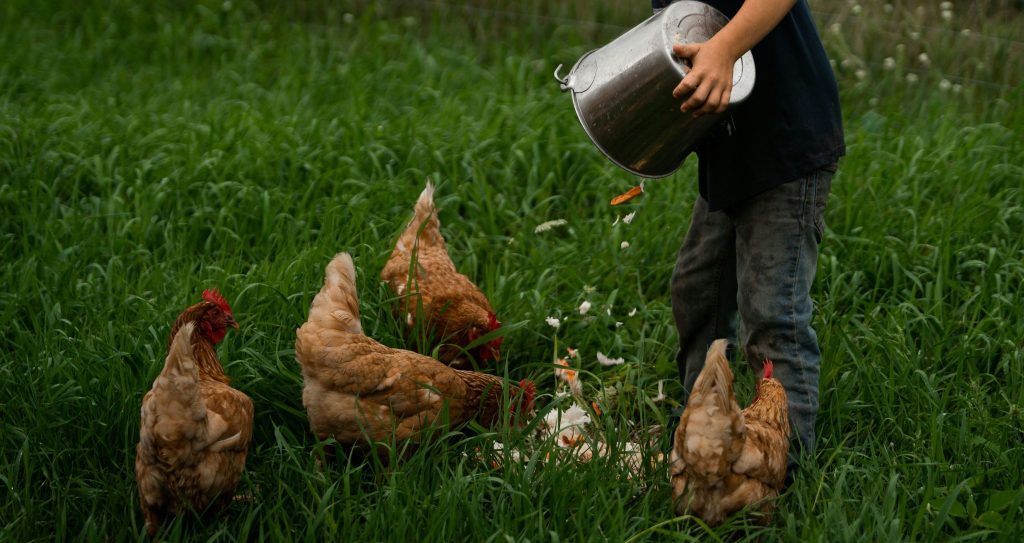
[554,1,755,178]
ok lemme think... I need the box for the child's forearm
[710,0,798,61]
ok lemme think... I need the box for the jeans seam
[789,174,816,447]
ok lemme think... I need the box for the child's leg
[670,195,740,395]
[731,168,834,457]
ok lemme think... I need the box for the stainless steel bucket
[555,1,755,178]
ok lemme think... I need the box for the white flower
[909,31,920,40]
[960,28,971,37]
[883,3,893,12]
[918,53,930,66]
[535,219,568,233]
[628,307,638,317]
[343,12,355,24]
[596,351,625,366]
[952,83,963,94]
[578,300,592,315]
[940,1,952,10]
[855,69,866,80]
[620,241,630,249]
[622,211,637,224]
[906,73,919,83]
[545,316,561,329]
[840,58,855,69]
[830,22,841,34]
[939,79,952,91]
[941,9,952,21]
[883,57,896,70]
[851,4,861,15]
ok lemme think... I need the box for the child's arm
[671,0,797,117]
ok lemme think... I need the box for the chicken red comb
[762,358,774,380]
[202,289,232,314]
[487,312,501,331]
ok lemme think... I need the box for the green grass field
[2,0,1022,540]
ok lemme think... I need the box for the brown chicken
[297,252,533,453]
[669,339,790,526]
[135,291,253,537]
[380,181,502,368]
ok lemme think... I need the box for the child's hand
[671,41,736,118]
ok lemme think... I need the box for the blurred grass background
[1,0,1022,541]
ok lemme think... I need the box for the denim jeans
[670,167,834,457]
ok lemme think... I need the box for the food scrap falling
[610,181,645,206]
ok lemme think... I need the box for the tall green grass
[1,0,1022,541]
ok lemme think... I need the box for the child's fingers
[681,82,712,113]
[673,73,700,99]
[671,42,699,59]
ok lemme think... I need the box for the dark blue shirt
[654,0,845,210]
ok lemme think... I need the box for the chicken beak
[227,315,239,329]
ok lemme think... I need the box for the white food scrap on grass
[596,351,625,366]
[543,403,591,448]
[545,316,560,329]
[554,358,583,396]
[491,441,524,464]
[534,219,568,233]
[652,380,666,403]
[578,300,592,315]
[628,307,638,317]
[622,211,637,224]
[620,241,630,249]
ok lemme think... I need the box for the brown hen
[297,252,533,454]
[135,291,253,537]
[380,181,502,368]
[669,339,790,526]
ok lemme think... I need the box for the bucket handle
[554,64,571,92]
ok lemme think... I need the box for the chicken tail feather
[148,322,206,450]
[692,339,735,410]
[311,252,363,335]
[406,180,445,249]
